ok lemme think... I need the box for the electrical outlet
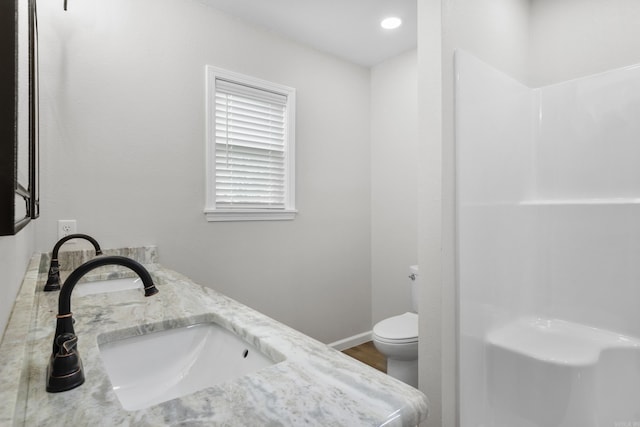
[58,220,77,240]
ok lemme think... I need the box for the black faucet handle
[56,333,78,355]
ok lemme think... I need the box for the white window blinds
[215,80,287,209]
[205,66,296,221]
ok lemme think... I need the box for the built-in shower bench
[486,317,640,427]
[487,316,640,365]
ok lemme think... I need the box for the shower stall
[455,50,640,426]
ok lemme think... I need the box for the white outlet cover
[58,220,77,240]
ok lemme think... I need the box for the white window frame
[205,66,297,222]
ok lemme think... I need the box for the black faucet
[44,234,103,292]
[46,256,159,393]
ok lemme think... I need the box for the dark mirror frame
[1,0,39,236]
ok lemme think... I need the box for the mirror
[1,0,39,236]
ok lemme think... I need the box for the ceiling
[200,0,417,67]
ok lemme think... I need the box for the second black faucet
[44,234,103,292]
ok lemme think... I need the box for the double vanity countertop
[0,247,428,426]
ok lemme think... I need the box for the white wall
[0,227,35,339]
[530,0,640,86]
[447,0,531,85]
[370,49,418,324]
[36,0,372,344]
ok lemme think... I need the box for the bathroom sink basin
[98,322,279,410]
[75,277,141,297]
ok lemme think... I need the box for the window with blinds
[205,67,296,221]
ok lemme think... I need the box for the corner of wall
[0,223,36,338]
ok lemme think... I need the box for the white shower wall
[457,50,640,425]
[456,51,538,425]
[535,65,640,200]
[531,64,640,339]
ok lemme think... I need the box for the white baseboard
[328,331,372,351]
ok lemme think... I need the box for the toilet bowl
[372,265,420,388]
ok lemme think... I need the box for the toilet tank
[409,265,420,313]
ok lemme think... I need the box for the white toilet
[372,265,419,388]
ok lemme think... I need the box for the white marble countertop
[0,248,428,426]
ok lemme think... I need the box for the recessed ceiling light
[380,17,402,30]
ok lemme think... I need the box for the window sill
[204,209,298,222]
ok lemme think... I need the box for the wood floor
[342,341,387,373]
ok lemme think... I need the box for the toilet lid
[373,312,418,342]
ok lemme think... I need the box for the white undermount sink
[98,322,279,410]
[75,277,141,297]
